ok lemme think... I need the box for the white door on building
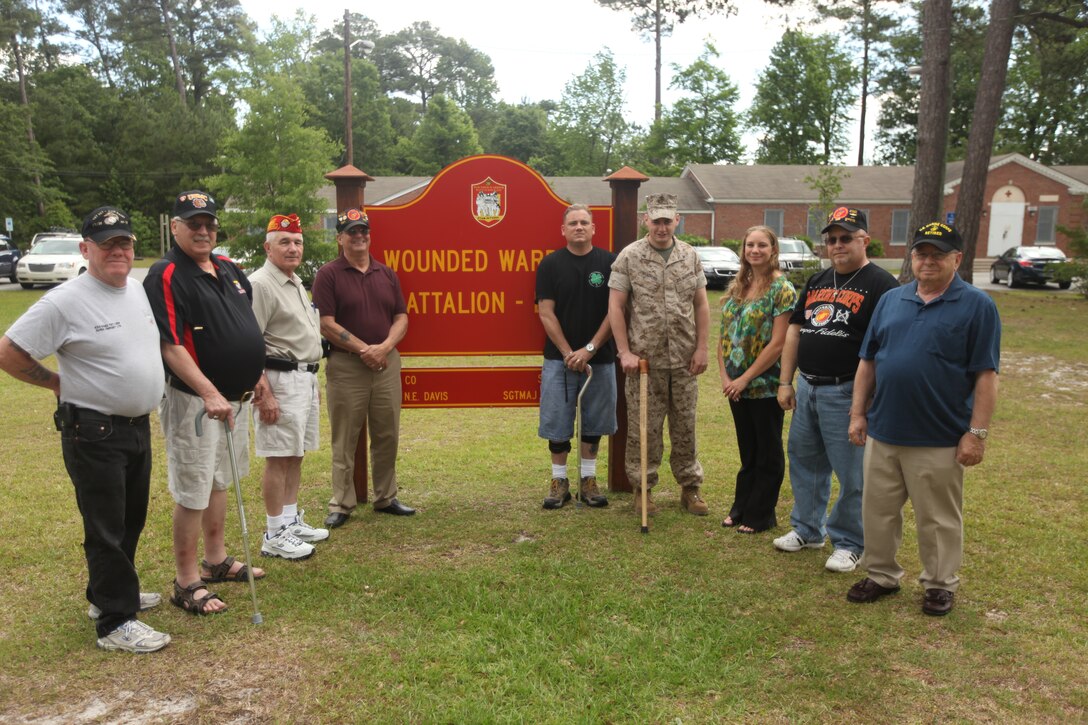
[987,185,1026,257]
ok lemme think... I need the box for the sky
[239,0,877,163]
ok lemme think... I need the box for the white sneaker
[825,549,860,573]
[284,509,330,543]
[96,619,171,654]
[773,530,825,552]
[261,527,315,560]
[88,592,163,620]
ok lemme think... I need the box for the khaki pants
[623,367,704,490]
[861,438,964,592]
[326,350,401,512]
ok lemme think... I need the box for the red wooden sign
[367,155,613,357]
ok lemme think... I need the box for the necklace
[832,263,866,302]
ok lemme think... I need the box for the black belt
[266,357,319,374]
[166,374,253,402]
[800,371,855,386]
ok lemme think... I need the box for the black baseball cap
[822,207,868,234]
[173,190,218,220]
[336,207,370,233]
[911,221,963,252]
[82,206,135,243]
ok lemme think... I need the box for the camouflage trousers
[623,367,704,490]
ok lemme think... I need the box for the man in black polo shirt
[144,190,266,616]
[774,207,899,573]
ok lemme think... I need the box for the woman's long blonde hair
[727,225,780,303]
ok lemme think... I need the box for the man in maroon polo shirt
[311,207,413,528]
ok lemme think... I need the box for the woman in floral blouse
[718,226,798,533]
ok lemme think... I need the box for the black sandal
[170,579,226,615]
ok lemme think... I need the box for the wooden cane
[639,358,650,534]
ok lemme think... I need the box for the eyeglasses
[96,238,135,251]
[343,227,369,237]
[180,219,219,233]
[826,234,857,245]
[911,249,953,261]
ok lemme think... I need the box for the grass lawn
[0,287,1085,722]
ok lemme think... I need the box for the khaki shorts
[253,369,320,458]
[160,386,251,510]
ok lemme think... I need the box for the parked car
[989,246,1070,289]
[0,235,20,283]
[778,238,819,270]
[695,246,741,290]
[29,229,80,251]
[15,236,88,289]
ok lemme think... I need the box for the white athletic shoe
[825,549,861,573]
[285,509,330,543]
[96,619,171,654]
[261,527,315,560]
[773,530,825,553]
[88,592,163,620]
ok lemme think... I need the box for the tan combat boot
[680,486,709,516]
[634,488,659,516]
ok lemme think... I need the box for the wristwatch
[969,427,988,440]
[585,343,596,353]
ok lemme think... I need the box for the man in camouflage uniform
[608,193,711,516]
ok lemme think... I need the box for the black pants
[61,411,152,637]
[727,397,786,532]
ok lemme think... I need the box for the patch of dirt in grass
[1003,352,1088,403]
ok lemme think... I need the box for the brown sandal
[201,556,266,583]
[170,579,226,615]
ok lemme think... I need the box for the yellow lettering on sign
[502,389,539,402]
[424,391,449,402]
[497,249,546,272]
[406,291,506,315]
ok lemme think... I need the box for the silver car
[15,236,88,289]
[696,246,741,289]
[778,238,819,270]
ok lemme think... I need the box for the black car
[989,246,1070,289]
[0,236,20,283]
[695,246,741,290]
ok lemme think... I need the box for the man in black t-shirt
[774,207,899,573]
[535,204,617,509]
[144,190,267,616]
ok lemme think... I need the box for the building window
[807,208,823,240]
[764,209,784,236]
[1036,206,1058,243]
[890,210,911,245]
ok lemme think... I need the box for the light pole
[343,10,374,168]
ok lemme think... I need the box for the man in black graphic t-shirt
[774,207,899,573]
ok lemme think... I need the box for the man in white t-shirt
[0,206,170,653]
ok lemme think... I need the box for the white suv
[16,235,88,289]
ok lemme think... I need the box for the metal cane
[195,408,264,624]
[572,365,594,508]
[639,359,650,534]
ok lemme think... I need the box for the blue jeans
[538,360,617,441]
[786,377,864,554]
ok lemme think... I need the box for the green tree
[543,49,630,175]
[749,30,858,164]
[813,0,899,165]
[487,101,552,165]
[205,74,339,256]
[594,0,734,120]
[652,41,742,173]
[873,0,987,165]
[804,166,851,223]
[404,93,482,174]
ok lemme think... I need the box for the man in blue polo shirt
[846,222,1000,616]
[144,190,267,616]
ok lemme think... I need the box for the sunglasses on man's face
[181,219,219,233]
[96,238,135,251]
[826,234,857,245]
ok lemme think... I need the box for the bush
[867,237,885,258]
[719,239,742,253]
[782,259,822,289]
[1053,260,1087,298]
[677,233,710,247]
